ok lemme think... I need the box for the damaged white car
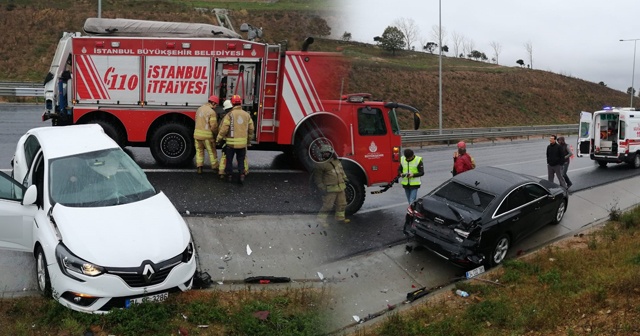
[0,124,196,313]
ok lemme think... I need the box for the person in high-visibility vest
[216,95,254,183]
[558,136,573,189]
[398,148,424,204]
[313,144,350,227]
[217,99,249,178]
[194,95,219,174]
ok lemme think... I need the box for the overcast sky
[335,0,640,93]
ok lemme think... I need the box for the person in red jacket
[452,141,475,176]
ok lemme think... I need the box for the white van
[578,107,640,168]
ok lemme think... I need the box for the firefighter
[312,144,350,227]
[452,141,475,176]
[194,95,219,174]
[216,94,254,183]
[398,148,424,204]
[217,99,250,178]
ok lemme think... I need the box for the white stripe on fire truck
[289,55,323,112]
[74,55,91,99]
[76,55,101,100]
[85,55,110,100]
[283,56,311,124]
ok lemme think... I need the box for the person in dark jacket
[546,135,567,189]
[557,136,573,189]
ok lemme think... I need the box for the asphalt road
[1,103,639,295]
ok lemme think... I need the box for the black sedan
[404,166,568,268]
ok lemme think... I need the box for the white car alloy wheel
[36,247,51,296]
[492,236,510,266]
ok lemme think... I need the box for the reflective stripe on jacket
[400,156,422,186]
[216,106,255,148]
[194,103,217,140]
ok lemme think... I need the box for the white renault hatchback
[0,124,196,313]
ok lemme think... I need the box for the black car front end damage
[405,196,486,267]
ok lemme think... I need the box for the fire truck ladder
[259,45,281,134]
[213,9,235,32]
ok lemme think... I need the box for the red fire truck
[43,18,420,214]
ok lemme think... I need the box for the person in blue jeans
[398,149,424,204]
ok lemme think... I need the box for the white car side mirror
[22,185,37,205]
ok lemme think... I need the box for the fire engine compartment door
[74,55,141,105]
[214,59,260,109]
[577,111,592,157]
[144,56,210,106]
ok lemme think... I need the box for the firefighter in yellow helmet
[217,99,250,178]
[216,94,254,183]
[312,144,350,227]
[194,95,219,174]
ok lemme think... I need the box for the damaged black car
[404,166,568,268]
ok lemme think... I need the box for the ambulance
[577,107,640,168]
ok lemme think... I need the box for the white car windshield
[49,148,156,207]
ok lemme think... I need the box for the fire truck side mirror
[413,113,421,130]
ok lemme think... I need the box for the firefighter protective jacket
[313,158,348,193]
[216,106,255,149]
[194,102,218,140]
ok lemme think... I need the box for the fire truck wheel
[295,129,336,171]
[150,123,195,167]
[344,170,365,216]
[93,119,125,147]
[633,154,640,169]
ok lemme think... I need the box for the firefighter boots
[239,174,245,184]
[197,167,203,174]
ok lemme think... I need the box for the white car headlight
[55,243,105,280]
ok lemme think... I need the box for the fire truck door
[356,106,392,169]
[577,111,592,157]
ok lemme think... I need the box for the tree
[480,52,488,62]
[441,45,449,53]
[462,39,475,59]
[393,17,419,50]
[489,41,502,65]
[375,26,405,55]
[450,31,464,58]
[430,24,448,51]
[468,50,482,60]
[627,87,636,96]
[516,59,525,67]
[524,41,533,69]
[599,81,607,87]
[423,42,437,54]
[342,31,352,42]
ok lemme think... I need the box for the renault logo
[142,264,155,283]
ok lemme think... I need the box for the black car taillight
[406,205,425,219]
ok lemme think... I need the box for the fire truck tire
[344,170,365,216]
[295,129,336,172]
[149,123,195,167]
[597,160,608,168]
[93,119,125,147]
[632,154,640,169]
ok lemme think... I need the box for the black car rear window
[433,181,495,212]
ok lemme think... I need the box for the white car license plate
[126,292,168,307]
[465,265,485,279]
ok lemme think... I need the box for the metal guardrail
[402,125,579,146]
[0,81,578,145]
[0,81,44,97]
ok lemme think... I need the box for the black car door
[494,187,534,242]
[522,183,555,229]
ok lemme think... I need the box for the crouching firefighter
[312,144,350,227]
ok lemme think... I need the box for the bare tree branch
[489,41,502,65]
[524,41,533,69]
[393,17,420,50]
[451,31,464,58]
[463,39,475,58]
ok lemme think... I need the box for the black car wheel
[552,199,567,225]
[35,246,51,298]
[597,160,608,168]
[489,235,510,267]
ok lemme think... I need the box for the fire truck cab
[42,18,421,215]
[577,107,640,168]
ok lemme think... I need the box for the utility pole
[438,0,443,134]
[98,0,102,18]
[620,38,639,107]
